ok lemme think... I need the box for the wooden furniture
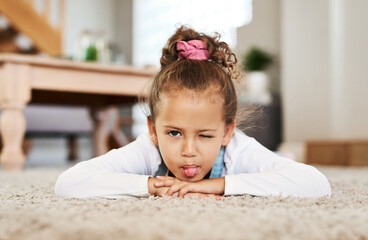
[306,140,368,166]
[0,54,155,171]
[0,0,64,56]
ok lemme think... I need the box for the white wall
[64,0,116,57]
[115,0,133,64]
[236,0,280,94]
[63,0,132,61]
[281,0,331,141]
[330,0,368,139]
[281,0,368,142]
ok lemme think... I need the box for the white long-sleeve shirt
[55,130,331,199]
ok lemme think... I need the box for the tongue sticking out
[182,166,199,177]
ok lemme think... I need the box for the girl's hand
[154,176,187,196]
[148,177,181,197]
[148,177,169,197]
[155,176,225,198]
[155,176,182,187]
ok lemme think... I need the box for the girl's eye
[200,135,213,138]
[168,131,181,137]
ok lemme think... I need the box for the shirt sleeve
[55,134,158,199]
[224,132,332,198]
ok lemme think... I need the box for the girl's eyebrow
[163,125,182,130]
[163,125,217,132]
[198,129,217,132]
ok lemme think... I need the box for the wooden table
[0,54,155,171]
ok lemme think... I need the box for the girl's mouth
[181,166,199,177]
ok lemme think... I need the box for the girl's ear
[222,121,236,146]
[147,117,158,145]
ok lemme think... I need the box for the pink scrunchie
[177,40,209,60]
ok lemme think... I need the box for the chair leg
[67,135,78,161]
[23,137,32,156]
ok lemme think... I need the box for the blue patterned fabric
[155,146,225,178]
[155,158,169,177]
[209,146,225,178]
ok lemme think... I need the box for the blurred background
[0,0,367,168]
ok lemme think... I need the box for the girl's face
[147,91,235,182]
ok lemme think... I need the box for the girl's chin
[176,173,204,182]
[171,168,208,181]
[182,177,201,182]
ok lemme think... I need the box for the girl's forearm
[167,177,226,197]
[151,176,226,197]
[193,177,225,195]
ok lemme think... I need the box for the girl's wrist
[204,177,225,195]
[215,177,225,195]
[147,177,157,195]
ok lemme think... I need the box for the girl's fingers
[156,176,175,180]
[156,176,167,179]
[166,182,187,196]
[178,182,201,197]
[155,176,182,187]
[155,179,173,187]
[183,193,202,199]
[154,179,180,187]
[210,194,223,200]
[156,187,169,197]
[178,184,193,197]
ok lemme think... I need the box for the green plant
[85,45,98,61]
[242,47,273,71]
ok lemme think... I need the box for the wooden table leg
[0,106,27,170]
[67,135,78,161]
[0,63,31,171]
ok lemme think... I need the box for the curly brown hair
[147,26,243,126]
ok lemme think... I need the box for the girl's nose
[181,139,196,157]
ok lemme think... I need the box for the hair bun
[177,40,209,60]
[160,26,241,83]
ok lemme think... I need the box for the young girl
[55,26,331,199]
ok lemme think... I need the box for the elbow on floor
[306,167,332,198]
[54,173,78,198]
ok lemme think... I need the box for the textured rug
[0,166,367,240]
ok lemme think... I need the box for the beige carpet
[0,166,367,240]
